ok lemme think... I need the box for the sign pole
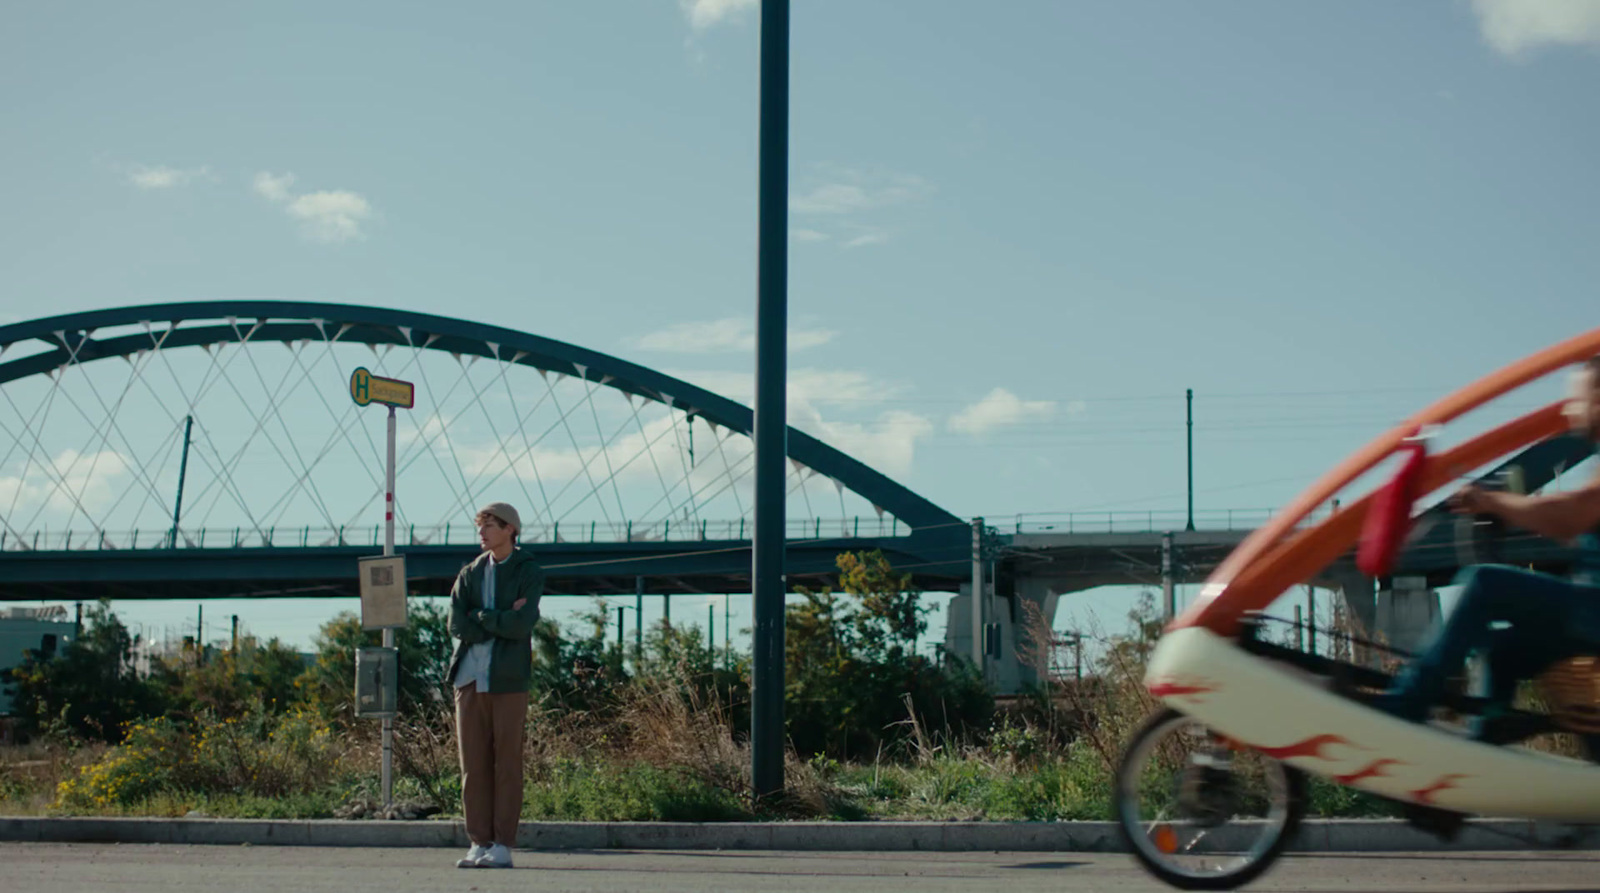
[347,366,413,811]
[382,404,396,808]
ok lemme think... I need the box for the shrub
[54,707,346,810]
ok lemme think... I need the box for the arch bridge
[0,302,967,601]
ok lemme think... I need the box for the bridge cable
[580,374,630,525]
[457,349,544,522]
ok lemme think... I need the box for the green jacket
[446,549,545,694]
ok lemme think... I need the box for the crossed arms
[448,567,539,644]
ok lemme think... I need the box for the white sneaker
[456,844,489,868]
[475,843,514,869]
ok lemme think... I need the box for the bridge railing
[1009,507,1338,535]
[0,516,909,552]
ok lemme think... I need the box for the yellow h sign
[349,367,415,409]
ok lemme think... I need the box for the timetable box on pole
[355,646,398,719]
[359,554,408,630]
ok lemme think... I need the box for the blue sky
[3,0,1599,652]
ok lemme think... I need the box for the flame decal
[1333,758,1404,785]
[1254,734,1358,761]
[1410,773,1469,805]
[1147,680,1217,699]
[1145,681,1216,704]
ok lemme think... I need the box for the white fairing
[1147,627,1600,822]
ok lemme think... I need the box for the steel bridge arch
[0,301,960,535]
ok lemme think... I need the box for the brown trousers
[454,683,529,847]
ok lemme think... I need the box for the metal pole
[1161,532,1175,621]
[635,576,644,657]
[971,518,985,670]
[1294,605,1304,651]
[618,606,625,650]
[169,415,194,547]
[663,593,671,628]
[709,603,715,651]
[750,0,790,802]
[196,604,203,666]
[724,595,730,669]
[1306,586,1317,657]
[231,614,239,653]
[1185,390,1195,532]
[381,405,396,808]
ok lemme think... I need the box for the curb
[1,817,1594,851]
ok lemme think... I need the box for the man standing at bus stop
[448,502,544,869]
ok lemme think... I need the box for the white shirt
[453,553,497,691]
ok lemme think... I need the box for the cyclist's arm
[1487,466,1600,541]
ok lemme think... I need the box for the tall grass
[16,589,1574,822]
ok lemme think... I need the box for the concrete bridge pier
[1317,564,1376,664]
[1375,575,1442,658]
[944,577,1065,695]
[1315,565,1440,667]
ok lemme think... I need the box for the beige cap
[476,502,521,533]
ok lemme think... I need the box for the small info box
[359,554,408,630]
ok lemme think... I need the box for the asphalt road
[3,844,1600,893]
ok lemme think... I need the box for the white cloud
[787,329,837,352]
[128,165,213,189]
[680,0,757,31]
[790,170,932,215]
[1471,0,1600,56]
[253,171,296,203]
[253,171,374,243]
[948,387,1060,435]
[791,183,875,216]
[664,367,928,476]
[286,191,373,243]
[633,318,749,353]
[788,166,931,250]
[797,408,932,477]
[628,318,837,354]
[0,449,132,522]
[843,230,890,249]
[791,369,904,406]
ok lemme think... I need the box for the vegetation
[0,551,1413,821]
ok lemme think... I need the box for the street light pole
[1186,389,1195,532]
[750,0,791,803]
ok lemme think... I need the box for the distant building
[0,606,76,716]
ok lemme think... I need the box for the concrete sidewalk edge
[1,817,1595,852]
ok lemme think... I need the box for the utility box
[355,646,399,719]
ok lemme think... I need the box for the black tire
[1114,708,1308,890]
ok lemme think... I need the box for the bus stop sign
[350,367,415,409]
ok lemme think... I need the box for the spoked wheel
[1115,708,1307,890]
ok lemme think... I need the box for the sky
[2,0,1599,654]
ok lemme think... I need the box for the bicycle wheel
[1114,708,1307,890]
